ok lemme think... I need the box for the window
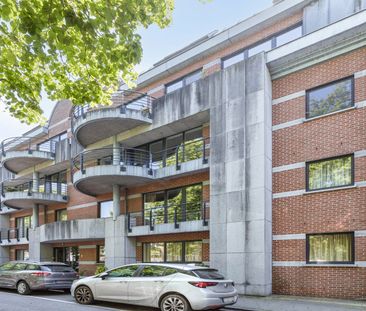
[56,209,67,222]
[166,242,183,262]
[185,241,203,262]
[40,170,67,195]
[222,52,245,69]
[307,155,353,191]
[108,265,139,277]
[26,264,40,270]
[16,250,29,261]
[306,78,354,119]
[143,241,203,263]
[248,39,272,57]
[139,265,167,277]
[16,216,31,237]
[276,25,302,46]
[166,70,202,94]
[97,246,105,263]
[99,201,113,218]
[307,232,354,264]
[192,269,224,280]
[143,184,202,225]
[143,243,165,262]
[37,132,68,153]
[13,263,28,270]
[0,263,15,271]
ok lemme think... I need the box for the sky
[0,0,272,142]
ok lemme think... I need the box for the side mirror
[100,272,108,280]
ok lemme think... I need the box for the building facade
[1,0,366,299]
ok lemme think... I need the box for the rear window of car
[41,265,74,272]
[26,264,41,270]
[192,269,225,280]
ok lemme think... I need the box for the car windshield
[41,265,74,272]
[192,269,225,280]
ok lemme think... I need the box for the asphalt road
[0,289,246,311]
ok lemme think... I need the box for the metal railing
[0,227,29,243]
[1,179,68,198]
[71,90,154,122]
[1,136,56,157]
[128,201,209,232]
[71,137,210,177]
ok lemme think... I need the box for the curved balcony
[1,179,68,209]
[71,91,154,147]
[72,138,210,196]
[72,147,155,196]
[1,137,55,174]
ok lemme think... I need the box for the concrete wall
[210,53,272,296]
[104,215,136,269]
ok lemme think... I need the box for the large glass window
[166,242,183,262]
[307,155,353,191]
[306,78,354,119]
[143,184,202,225]
[185,241,203,263]
[41,170,67,195]
[16,216,31,237]
[307,232,354,264]
[99,201,113,218]
[37,132,68,153]
[143,243,165,263]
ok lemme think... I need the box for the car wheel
[74,285,94,305]
[160,294,191,311]
[17,281,31,295]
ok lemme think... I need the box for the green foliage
[95,264,107,275]
[0,0,174,123]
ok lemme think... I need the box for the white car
[71,263,238,311]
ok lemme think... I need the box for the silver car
[71,263,238,311]
[0,261,78,295]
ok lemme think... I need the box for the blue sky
[0,0,272,141]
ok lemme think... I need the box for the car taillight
[189,281,218,288]
[31,272,51,277]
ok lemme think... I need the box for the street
[0,289,246,311]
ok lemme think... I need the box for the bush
[95,265,107,275]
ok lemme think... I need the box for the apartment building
[0,0,366,299]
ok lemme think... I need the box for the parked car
[0,261,78,295]
[71,263,238,311]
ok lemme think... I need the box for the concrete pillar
[32,204,39,228]
[0,214,10,263]
[32,171,39,192]
[209,53,272,296]
[113,185,121,221]
[28,227,53,261]
[104,216,135,269]
[112,136,121,165]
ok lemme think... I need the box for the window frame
[306,232,355,265]
[305,76,355,119]
[55,208,68,222]
[221,22,303,69]
[37,131,68,152]
[142,240,203,263]
[96,245,105,263]
[305,154,354,192]
[165,69,202,94]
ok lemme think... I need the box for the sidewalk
[232,295,366,311]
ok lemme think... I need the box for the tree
[0,0,174,124]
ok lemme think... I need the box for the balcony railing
[0,227,29,243]
[71,90,153,122]
[72,137,210,177]
[1,137,56,157]
[1,179,68,198]
[128,201,209,232]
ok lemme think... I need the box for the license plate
[223,297,236,304]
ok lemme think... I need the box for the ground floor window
[55,209,67,221]
[306,232,354,264]
[143,241,202,263]
[97,245,105,263]
[54,247,79,270]
[15,249,29,261]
